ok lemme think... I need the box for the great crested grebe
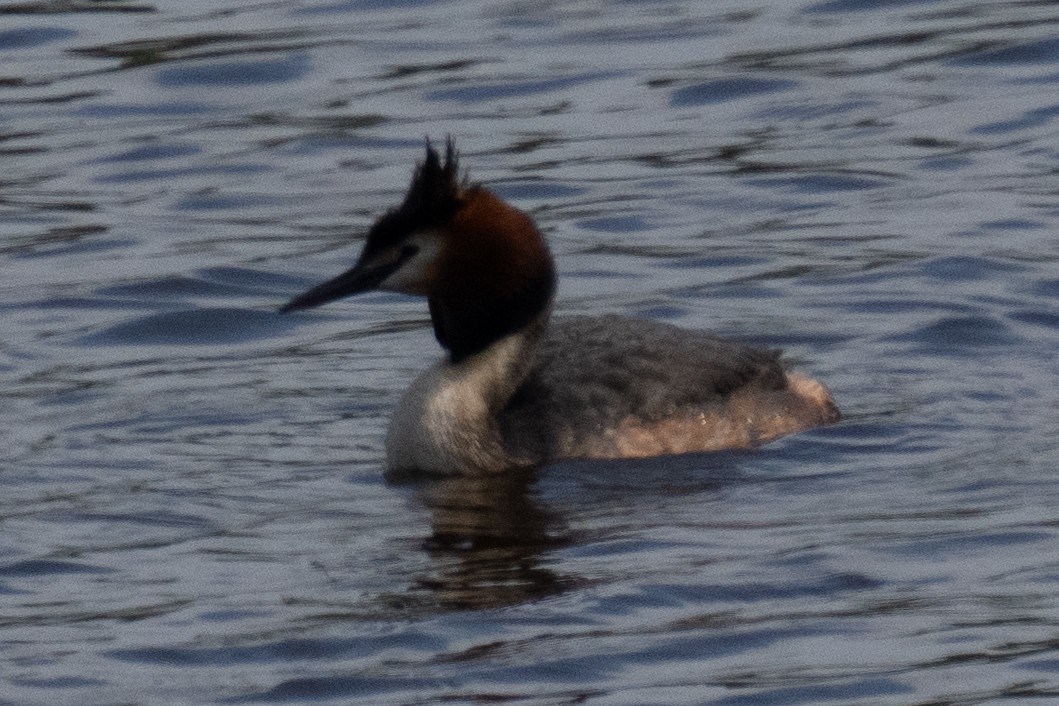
[282,139,839,474]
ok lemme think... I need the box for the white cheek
[378,232,441,294]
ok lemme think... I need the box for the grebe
[282,139,839,474]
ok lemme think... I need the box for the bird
[282,138,839,474]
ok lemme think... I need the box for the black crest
[361,137,464,258]
[403,136,462,225]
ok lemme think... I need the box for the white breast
[384,331,534,473]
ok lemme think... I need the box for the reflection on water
[3,0,1059,703]
[404,469,575,609]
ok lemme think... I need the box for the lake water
[3,0,1059,704]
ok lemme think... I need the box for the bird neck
[427,187,556,365]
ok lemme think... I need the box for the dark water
[3,1,1059,704]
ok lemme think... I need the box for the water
[3,0,1059,703]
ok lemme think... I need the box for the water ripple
[78,307,296,346]
[3,1,1059,705]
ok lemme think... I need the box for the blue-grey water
[3,1,1059,704]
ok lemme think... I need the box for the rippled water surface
[3,1,1059,704]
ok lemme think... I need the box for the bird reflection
[393,468,575,609]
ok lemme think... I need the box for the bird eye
[400,244,419,260]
